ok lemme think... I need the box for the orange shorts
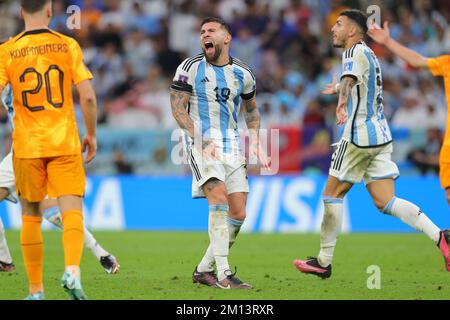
[13,154,86,202]
[440,145,450,189]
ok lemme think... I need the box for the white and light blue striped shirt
[340,42,392,148]
[172,54,256,154]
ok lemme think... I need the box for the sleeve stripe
[182,54,204,72]
[233,60,256,81]
[182,53,203,70]
[350,45,356,57]
[344,44,358,59]
[184,57,203,72]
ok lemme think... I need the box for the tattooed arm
[170,88,194,138]
[242,96,260,134]
[243,95,270,169]
[336,76,357,125]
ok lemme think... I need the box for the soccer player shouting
[293,10,450,279]
[170,17,267,289]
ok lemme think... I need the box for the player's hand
[321,74,338,95]
[82,134,97,164]
[336,102,347,125]
[367,21,391,45]
[201,139,219,161]
[249,138,270,171]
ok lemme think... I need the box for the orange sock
[21,216,43,292]
[62,210,84,267]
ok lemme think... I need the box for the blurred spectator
[98,0,126,32]
[231,27,261,70]
[1,0,449,176]
[50,0,70,34]
[76,0,103,41]
[392,89,428,130]
[124,29,155,80]
[408,128,443,175]
[127,1,162,36]
[114,149,134,174]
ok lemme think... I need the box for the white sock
[383,197,440,243]
[0,218,12,264]
[84,228,109,260]
[44,206,109,260]
[208,204,230,281]
[197,246,215,272]
[197,217,244,273]
[318,197,343,267]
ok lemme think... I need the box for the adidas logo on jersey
[201,77,210,83]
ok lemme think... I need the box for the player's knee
[376,197,395,214]
[374,200,387,212]
[229,207,246,220]
[0,188,9,202]
[322,190,345,200]
[208,194,228,205]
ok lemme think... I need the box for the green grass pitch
[0,231,449,300]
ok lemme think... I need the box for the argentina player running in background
[170,17,268,289]
[0,84,119,274]
[293,9,450,278]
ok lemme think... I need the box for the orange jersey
[0,29,92,159]
[428,56,450,164]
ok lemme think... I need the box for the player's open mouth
[204,42,215,54]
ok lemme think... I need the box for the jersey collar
[16,29,59,41]
[208,56,233,68]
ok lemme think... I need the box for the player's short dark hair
[200,17,232,35]
[340,9,368,34]
[21,0,52,14]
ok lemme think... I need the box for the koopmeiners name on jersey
[9,43,68,59]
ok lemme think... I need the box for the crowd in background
[0,0,448,175]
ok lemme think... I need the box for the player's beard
[332,34,345,48]
[203,44,222,63]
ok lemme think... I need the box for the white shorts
[188,145,249,198]
[0,152,18,203]
[329,139,399,185]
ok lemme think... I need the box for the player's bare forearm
[385,38,428,68]
[243,96,260,135]
[335,76,356,124]
[170,88,194,138]
[338,76,356,106]
[81,98,97,136]
[368,21,428,68]
[77,80,97,137]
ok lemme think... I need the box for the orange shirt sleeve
[428,55,450,77]
[0,45,9,87]
[69,39,93,85]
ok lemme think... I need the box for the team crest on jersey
[178,75,189,83]
[344,61,353,71]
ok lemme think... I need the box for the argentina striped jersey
[340,41,392,148]
[171,54,256,153]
